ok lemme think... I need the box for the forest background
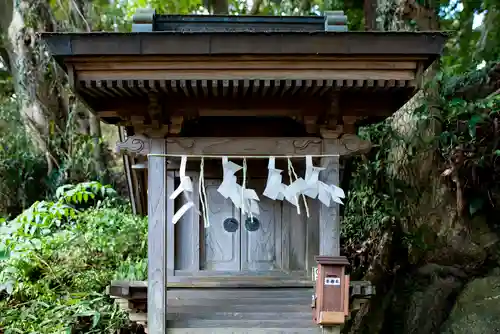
[0,0,499,333]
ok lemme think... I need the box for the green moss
[441,275,500,334]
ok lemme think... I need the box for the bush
[0,182,147,333]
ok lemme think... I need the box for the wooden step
[169,319,318,328]
[168,288,314,299]
[167,287,317,331]
[168,328,322,334]
[168,312,311,321]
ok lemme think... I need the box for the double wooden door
[203,179,282,272]
[174,176,316,276]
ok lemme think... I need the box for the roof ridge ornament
[132,8,156,32]
[324,10,348,32]
[131,8,347,33]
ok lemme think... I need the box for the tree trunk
[364,0,378,30]
[1,0,69,173]
[72,0,108,182]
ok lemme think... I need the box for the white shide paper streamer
[167,155,346,226]
[169,156,194,224]
[217,157,260,217]
[303,155,346,206]
[263,157,287,201]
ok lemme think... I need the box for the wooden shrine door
[203,179,283,272]
[174,176,315,277]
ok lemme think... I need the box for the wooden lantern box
[313,255,350,325]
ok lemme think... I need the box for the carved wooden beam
[165,136,371,157]
[116,136,371,157]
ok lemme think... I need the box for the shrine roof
[39,13,448,127]
[41,30,446,64]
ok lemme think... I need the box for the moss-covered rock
[440,273,500,334]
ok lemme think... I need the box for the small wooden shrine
[42,10,446,334]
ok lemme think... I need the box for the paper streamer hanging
[301,155,346,207]
[199,157,210,227]
[263,157,287,201]
[217,157,260,216]
[302,155,325,199]
[169,156,194,224]
[282,158,307,214]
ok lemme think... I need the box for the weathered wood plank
[167,289,313,299]
[71,56,420,71]
[167,312,312,321]
[169,319,316,328]
[166,276,314,288]
[318,156,341,256]
[306,201,319,278]
[167,304,311,314]
[167,297,311,307]
[174,173,200,272]
[167,172,175,276]
[167,329,321,334]
[78,68,416,81]
[148,138,168,334]
[171,270,307,277]
[108,280,374,298]
[164,136,370,157]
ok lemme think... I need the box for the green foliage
[0,94,49,217]
[0,182,147,333]
[434,75,500,217]
[56,181,117,209]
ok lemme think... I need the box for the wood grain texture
[306,200,320,278]
[168,328,322,333]
[166,276,314,288]
[78,68,416,81]
[166,172,175,276]
[318,156,342,334]
[148,138,168,334]
[165,136,371,157]
[318,156,341,256]
[164,287,318,331]
[70,55,420,71]
[174,173,200,272]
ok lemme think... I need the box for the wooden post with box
[313,256,350,325]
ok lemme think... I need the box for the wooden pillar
[148,137,167,334]
[319,156,341,334]
[319,156,341,256]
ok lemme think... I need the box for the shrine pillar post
[318,155,342,334]
[147,137,168,334]
[145,93,170,334]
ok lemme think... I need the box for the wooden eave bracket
[115,134,151,156]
